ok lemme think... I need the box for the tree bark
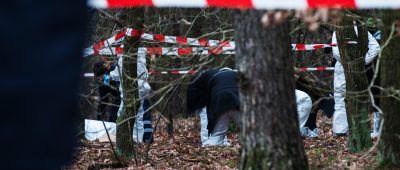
[335,14,372,152]
[378,10,400,168]
[116,8,144,160]
[234,10,308,169]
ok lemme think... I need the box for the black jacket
[187,68,239,133]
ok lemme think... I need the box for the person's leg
[200,107,230,146]
[142,99,153,143]
[296,90,313,137]
[371,112,381,138]
[133,99,145,143]
[97,86,108,121]
[203,113,229,146]
[332,62,348,135]
[108,86,121,123]
[296,90,312,129]
[203,110,238,146]
[199,107,209,144]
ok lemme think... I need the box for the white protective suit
[331,29,380,134]
[200,89,312,146]
[109,52,151,143]
[198,107,230,146]
[296,89,312,130]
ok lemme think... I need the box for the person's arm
[365,31,381,65]
[331,32,341,63]
[109,56,123,81]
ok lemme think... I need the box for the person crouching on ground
[187,67,240,146]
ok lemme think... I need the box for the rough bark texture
[116,8,144,159]
[335,15,372,152]
[378,10,400,168]
[234,10,308,169]
[166,12,183,138]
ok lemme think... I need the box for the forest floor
[65,112,379,169]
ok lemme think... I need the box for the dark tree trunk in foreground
[166,11,183,138]
[234,10,308,169]
[379,10,400,168]
[116,8,144,160]
[335,15,372,152]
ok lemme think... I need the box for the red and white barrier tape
[95,46,234,55]
[296,67,334,71]
[126,28,235,48]
[88,0,400,9]
[84,28,337,57]
[148,70,197,75]
[98,47,124,55]
[83,30,125,57]
[97,45,337,56]
[84,67,334,77]
[138,47,235,55]
[292,44,336,50]
[127,28,337,50]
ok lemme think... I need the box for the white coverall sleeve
[109,55,123,82]
[332,32,341,62]
[364,32,380,65]
[331,30,380,65]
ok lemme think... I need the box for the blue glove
[103,74,110,85]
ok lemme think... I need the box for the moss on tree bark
[335,14,372,152]
[234,10,308,169]
[378,10,400,168]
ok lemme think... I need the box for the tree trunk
[378,10,400,168]
[234,10,308,169]
[116,8,144,160]
[166,11,183,138]
[335,14,372,152]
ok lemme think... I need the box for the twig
[100,118,122,165]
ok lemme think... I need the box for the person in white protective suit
[196,90,313,146]
[188,68,314,146]
[331,28,380,136]
[109,53,153,143]
[187,68,240,146]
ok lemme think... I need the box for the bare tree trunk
[116,8,144,160]
[166,10,183,138]
[234,10,308,169]
[378,10,400,168]
[335,15,372,152]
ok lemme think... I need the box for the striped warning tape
[87,0,400,9]
[97,46,337,56]
[84,67,334,77]
[126,28,235,47]
[83,30,125,57]
[296,67,334,71]
[138,47,235,55]
[148,70,197,75]
[127,28,337,50]
[83,28,337,57]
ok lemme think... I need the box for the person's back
[205,68,240,143]
[207,69,240,120]
[186,69,219,114]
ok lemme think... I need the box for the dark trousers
[97,82,121,122]
[142,99,153,143]
[0,1,87,169]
